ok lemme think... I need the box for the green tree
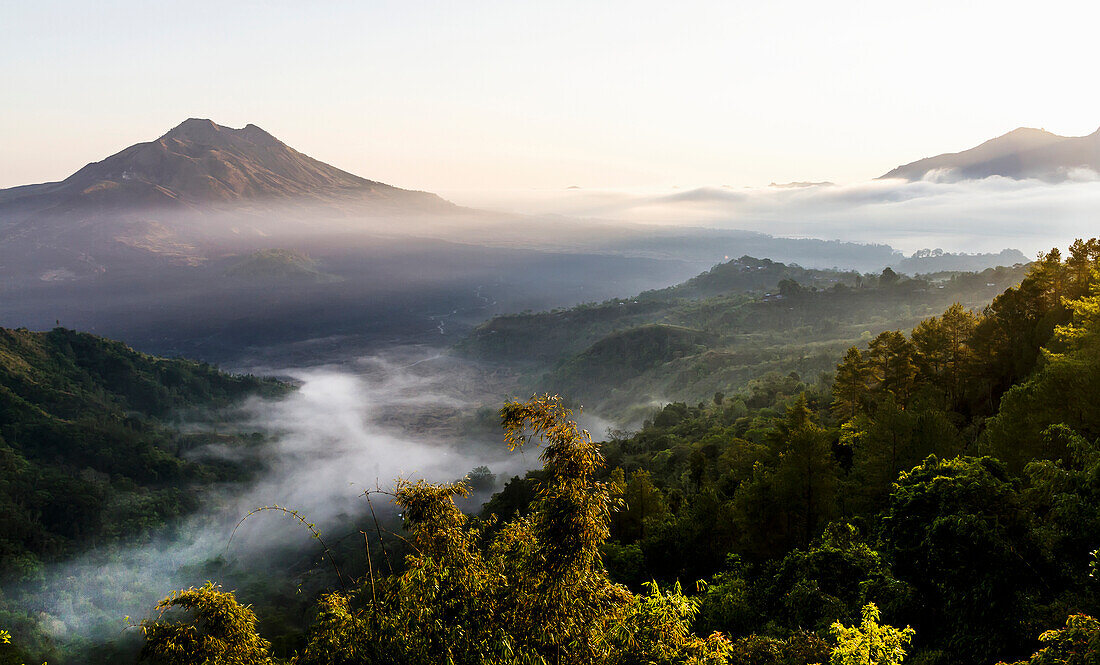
[293,395,733,665]
[878,268,900,287]
[612,469,669,543]
[764,524,903,634]
[735,395,839,554]
[844,400,963,510]
[982,307,1100,471]
[879,456,1040,660]
[911,304,976,408]
[829,603,914,665]
[967,244,1084,413]
[1054,269,1100,351]
[778,279,805,298]
[1064,239,1100,298]
[1020,425,1100,588]
[866,332,916,407]
[139,582,273,665]
[1017,613,1100,665]
[771,395,839,547]
[832,347,869,422]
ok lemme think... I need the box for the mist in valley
[2,112,1095,664]
[12,347,543,652]
[5,3,1100,661]
[0,193,1042,367]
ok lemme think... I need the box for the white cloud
[16,352,527,645]
[449,176,1100,256]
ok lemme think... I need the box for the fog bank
[445,175,1100,256]
[16,350,527,646]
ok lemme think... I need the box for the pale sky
[3,0,1100,193]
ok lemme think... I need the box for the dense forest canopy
[4,240,1100,665]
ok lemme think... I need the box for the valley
[0,116,1096,665]
[0,243,1037,664]
[0,120,1031,366]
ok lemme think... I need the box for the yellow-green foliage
[139,582,273,665]
[608,581,733,665]
[1054,268,1100,351]
[2,626,50,665]
[1033,613,1100,665]
[296,395,733,664]
[829,603,914,665]
[145,395,735,665]
[999,613,1100,665]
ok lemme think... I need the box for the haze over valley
[0,119,1049,362]
[4,3,1100,663]
[0,119,1073,658]
[447,124,1100,258]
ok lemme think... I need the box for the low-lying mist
[15,348,532,649]
[446,175,1100,256]
[0,229,708,363]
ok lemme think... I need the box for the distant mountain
[892,248,1030,275]
[768,181,835,188]
[0,119,455,282]
[0,118,451,214]
[880,126,1100,181]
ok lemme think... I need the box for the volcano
[0,119,456,281]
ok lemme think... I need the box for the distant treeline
[460,255,1029,423]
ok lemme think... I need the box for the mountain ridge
[0,118,459,281]
[881,125,1100,181]
[1,118,453,211]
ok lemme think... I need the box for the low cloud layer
[17,351,527,646]
[448,175,1100,256]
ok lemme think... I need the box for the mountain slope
[881,126,1100,181]
[0,119,459,282]
[0,326,285,575]
[0,118,451,214]
[460,256,1030,421]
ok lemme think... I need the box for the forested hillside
[485,238,1100,664]
[461,256,1029,422]
[0,327,285,579]
[93,238,1100,665]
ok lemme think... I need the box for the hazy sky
[3,1,1100,192]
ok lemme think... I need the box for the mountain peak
[238,123,282,146]
[0,118,454,215]
[160,119,283,148]
[163,117,223,141]
[1003,126,1050,136]
[879,125,1087,182]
